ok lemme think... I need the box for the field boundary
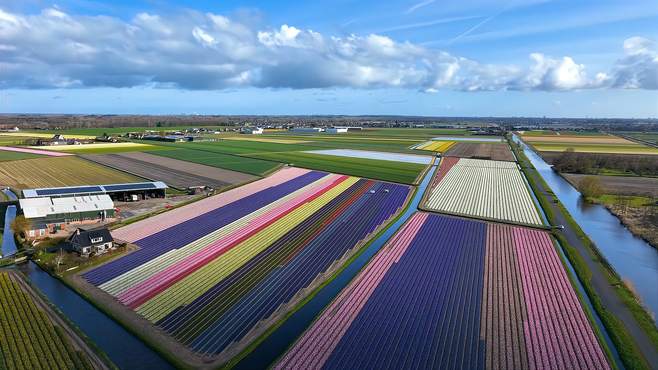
[225,183,420,369]
[510,135,658,369]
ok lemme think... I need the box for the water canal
[234,160,439,369]
[513,134,658,319]
[19,262,173,370]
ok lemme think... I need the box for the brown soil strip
[82,152,256,190]
[562,174,658,198]
[445,143,515,162]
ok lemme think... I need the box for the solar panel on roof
[103,183,157,191]
[35,186,103,196]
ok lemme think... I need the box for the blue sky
[0,0,656,117]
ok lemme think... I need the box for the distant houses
[34,134,94,146]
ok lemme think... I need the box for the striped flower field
[0,146,72,157]
[424,157,543,225]
[411,140,455,152]
[82,167,410,361]
[277,212,610,370]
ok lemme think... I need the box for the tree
[577,176,603,199]
[10,215,30,238]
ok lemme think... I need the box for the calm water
[513,135,658,318]
[235,162,439,369]
[1,205,17,257]
[19,262,173,370]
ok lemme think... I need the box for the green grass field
[247,150,425,184]
[591,194,655,207]
[622,132,658,145]
[0,136,34,146]
[148,148,281,176]
[0,150,44,162]
[143,137,427,182]
[531,142,658,155]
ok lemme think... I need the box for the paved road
[518,149,658,369]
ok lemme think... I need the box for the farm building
[22,181,167,202]
[19,195,115,238]
[241,127,264,134]
[34,134,93,146]
[291,127,323,133]
[67,227,115,257]
[142,134,187,142]
[326,127,348,134]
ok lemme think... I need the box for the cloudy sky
[0,0,656,117]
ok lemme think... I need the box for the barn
[19,195,116,239]
[22,181,168,202]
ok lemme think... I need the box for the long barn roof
[22,181,167,198]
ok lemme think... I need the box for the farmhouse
[241,127,264,134]
[22,181,168,202]
[19,195,115,238]
[67,227,115,256]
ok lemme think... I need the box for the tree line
[551,149,658,176]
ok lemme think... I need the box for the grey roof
[23,181,168,198]
[68,227,113,248]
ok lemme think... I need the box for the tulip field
[0,271,94,370]
[82,167,410,361]
[277,212,609,370]
[425,157,543,225]
[411,140,455,152]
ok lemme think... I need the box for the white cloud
[611,37,658,89]
[0,8,654,91]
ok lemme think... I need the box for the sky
[0,0,656,117]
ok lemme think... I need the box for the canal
[19,262,173,370]
[234,160,439,369]
[513,135,658,318]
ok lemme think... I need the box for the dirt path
[516,147,658,369]
[11,271,111,370]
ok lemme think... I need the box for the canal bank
[513,135,658,315]
[18,262,173,370]
[512,135,658,369]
